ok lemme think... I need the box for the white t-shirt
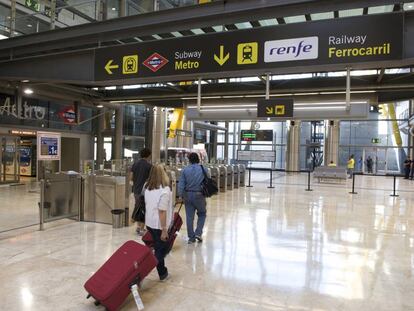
[144,186,173,230]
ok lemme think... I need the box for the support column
[10,0,16,37]
[285,120,300,172]
[151,107,167,163]
[211,125,218,161]
[119,0,127,17]
[410,100,414,158]
[96,0,105,21]
[153,0,159,11]
[114,105,124,160]
[96,109,105,165]
[324,120,340,165]
[224,121,229,161]
[50,0,57,30]
[181,113,193,150]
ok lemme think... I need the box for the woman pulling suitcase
[144,164,174,281]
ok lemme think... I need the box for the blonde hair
[146,164,170,191]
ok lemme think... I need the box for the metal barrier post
[349,173,357,194]
[390,175,399,197]
[79,177,84,221]
[247,167,253,187]
[39,179,45,231]
[124,165,131,227]
[305,170,313,191]
[268,169,275,189]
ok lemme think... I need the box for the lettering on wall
[0,97,46,120]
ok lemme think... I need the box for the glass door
[0,136,20,184]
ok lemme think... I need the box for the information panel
[237,150,276,162]
[95,13,403,81]
[241,130,273,141]
[37,132,61,160]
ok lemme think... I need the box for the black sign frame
[257,99,294,119]
[95,13,403,82]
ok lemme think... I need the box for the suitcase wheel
[94,300,101,306]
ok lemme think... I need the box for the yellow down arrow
[266,107,274,115]
[105,59,119,75]
[214,45,230,66]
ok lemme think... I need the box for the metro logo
[143,53,169,72]
[264,37,318,63]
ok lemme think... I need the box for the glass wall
[123,104,146,157]
[217,121,287,168]
[339,101,410,174]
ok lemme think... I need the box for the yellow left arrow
[105,60,119,75]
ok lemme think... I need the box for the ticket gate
[168,166,182,198]
[208,166,220,192]
[224,165,234,190]
[233,165,240,189]
[218,165,227,192]
[238,164,246,187]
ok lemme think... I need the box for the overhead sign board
[257,99,294,118]
[95,13,403,81]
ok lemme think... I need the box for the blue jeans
[184,192,207,239]
[146,227,168,278]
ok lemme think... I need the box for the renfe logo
[264,36,319,63]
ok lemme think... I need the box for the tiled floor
[1,173,414,310]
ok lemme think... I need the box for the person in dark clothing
[404,156,411,179]
[130,148,152,235]
[178,153,208,244]
[410,160,414,180]
[366,156,373,174]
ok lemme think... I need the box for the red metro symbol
[143,53,169,72]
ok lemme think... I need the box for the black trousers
[405,168,410,179]
[147,227,168,278]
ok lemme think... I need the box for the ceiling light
[23,88,33,95]
[198,108,253,112]
[21,80,30,83]
[27,24,32,28]
[111,7,117,10]
[109,99,143,104]
[188,104,257,109]
[96,104,104,108]
[295,106,346,111]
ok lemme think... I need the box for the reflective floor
[1,173,414,310]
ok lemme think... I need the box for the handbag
[200,165,218,197]
[131,185,146,223]
[131,195,145,223]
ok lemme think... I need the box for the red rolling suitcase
[142,202,183,253]
[84,240,157,311]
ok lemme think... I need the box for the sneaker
[159,271,169,281]
[188,238,196,244]
[195,236,203,243]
